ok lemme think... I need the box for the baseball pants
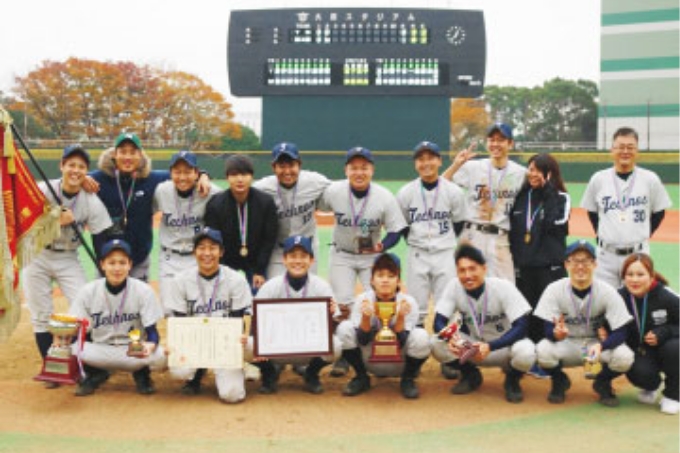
[595,242,649,290]
[516,266,567,344]
[75,342,167,372]
[460,226,515,283]
[406,246,456,325]
[431,334,536,372]
[130,256,151,282]
[328,249,375,305]
[536,337,634,373]
[170,367,245,403]
[244,335,341,364]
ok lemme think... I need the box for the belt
[464,222,507,235]
[162,246,193,256]
[45,245,67,252]
[598,240,643,256]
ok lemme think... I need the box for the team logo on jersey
[90,311,141,329]
[601,195,648,214]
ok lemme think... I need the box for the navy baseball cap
[345,146,374,164]
[413,141,441,158]
[114,132,142,149]
[271,142,300,163]
[282,235,314,256]
[193,227,224,248]
[100,239,132,259]
[62,144,90,166]
[486,123,513,140]
[373,253,401,273]
[169,150,198,169]
[565,240,596,260]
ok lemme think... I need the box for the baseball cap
[224,154,254,175]
[282,235,314,256]
[62,144,90,166]
[100,239,132,260]
[413,141,441,159]
[193,227,224,249]
[271,142,300,163]
[114,132,142,149]
[345,146,374,164]
[372,253,401,274]
[486,123,513,140]
[565,240,596,260]
[169,150,198,169]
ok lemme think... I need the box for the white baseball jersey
[40,179,112,251]
[70,278,163,346]
[581,166,671,245]
[165,265,252,316]
[349,290,420,332]
[435,277,531,341]
[534,278,633,339]
[256,274,334,300]
[319,181,407,253]
[253,170,331,245]
[453,159,525,230]
[153,181,221,253]
[396,177,466,251]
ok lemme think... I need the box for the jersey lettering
[473,185,518,202]
[601,195,648,214]
[162,212,201,228]
[407,208,453,223]
[91,311,141,329]
[277,200,316,220]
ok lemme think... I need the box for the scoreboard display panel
[228,8,485,97]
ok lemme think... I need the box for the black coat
[619,282,679,349]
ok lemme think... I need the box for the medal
[524,233,531,243]
[237,202,248,258]
[524,189,542,246]
[240,246,248,257]
[619,213,627,223]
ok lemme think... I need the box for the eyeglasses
[567,258,594,267]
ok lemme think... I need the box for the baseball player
[335,253,431,399]
[318,147,408,376]
[431,244,536,403]
[69,239,166,397]
[165,227,252,403]
[22,144,112,388]
[248,235,341,394]
[153,151,220,310]
[442,123,525,282]
[253,142,332,278]
[582,127,671,288]
[534,240,634,407]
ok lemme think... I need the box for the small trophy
[34,314,83,385]
[356,236,374,253]
[127,329,146,357]
[369,301,403,363]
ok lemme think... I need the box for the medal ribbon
[236,202,248,249]
[173,189,195,227]
[115,170,137,223]
[487,161,509,212]
[567,283,594,334]
[629,293,648,344]
[466,291,488,340]
[284,274,309,299]
[420,179,441,237]
[348,184,371,228]
[524,189,543,235]
[277,183,298,236]
[197,270,222,316]
[611,169,637,216]
[52,179,80,212]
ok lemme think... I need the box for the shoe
[660,397,680,415]
[547,370,571,404]
[503,372,524,403]
[593,379,619,407]
[293,364,307,377]
[342,375,371,396]
[637,389,658,405]
[43,381,60,389]
[400,378,419,399]
[303,373,324,395]
[181,379,201,395]
[132,367,156,395]
[244,363,261,382]
[440,363,460,380]
[527,364,550,380]
[258,369,279,395]
[451,367,483,395]
[75,367,110,397]
[330,357,349,377]
[75,379,97,397]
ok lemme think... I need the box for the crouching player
[165,227,252,403]
[248,235,340,394]
[336,253,430,399]
[69,239,165,396]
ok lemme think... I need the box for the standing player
[442,123,525,282]
[165,227,252,403]
[431,244,536,403]
[22,144,112,387]
[70,239,166,396]
[582,127,671,288]
[253,142,331,277]
[534,240,634,407]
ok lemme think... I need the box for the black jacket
[509,182,569,268]
[619,282,679,349]
[204,187,278,276]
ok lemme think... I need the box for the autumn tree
[450,98,490,151]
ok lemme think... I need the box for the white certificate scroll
[167,317,243,369]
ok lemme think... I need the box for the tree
[450,98,490,150]
[220,125,261,151]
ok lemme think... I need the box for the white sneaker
[660,397,679,415]
[244,362,261,382]
[637,389,658,405]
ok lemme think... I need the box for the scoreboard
[228,8,486,97]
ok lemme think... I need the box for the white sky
[0,0,601,130]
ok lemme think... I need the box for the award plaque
[369,301,403,363]
[34,314,83,385]
[356,236,374,253]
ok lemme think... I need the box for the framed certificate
[167,317,243,369]
[253,297,333,358]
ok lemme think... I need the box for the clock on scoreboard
[228,8,486,97]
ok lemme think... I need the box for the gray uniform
[534,278,634,372]
[431,277,536,372]
[396,177,466,323]
[23,180,112,333]
[253,170,331,277]
[581,167,671,288]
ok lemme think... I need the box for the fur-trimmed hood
[97,146,153,178]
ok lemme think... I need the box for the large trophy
[369,301,403,363]
[34,314,84,385]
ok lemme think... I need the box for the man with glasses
[534,240,634,407]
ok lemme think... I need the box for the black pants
[626,338,678,401]
[516,266,567,344]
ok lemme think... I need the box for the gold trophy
[369,301,403,363]
[34,314,83,385]
[127,329,146,357]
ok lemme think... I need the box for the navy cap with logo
[565,240,596,260]
[100,239,132,259]
[62,144,90,166]
[193,227,224,249]
[271,142,300,163]
[345,146,374,164]
[486,122,513,140]
[413,141,441,159]
[114,132,142,149]
[169,150,198,169]
[282,235,314,256]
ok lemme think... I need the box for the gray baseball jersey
[350,290,420,332]
[256,274,334,300]
[436,277,531,341]
[319,181,407,253]
[396,177,466,251]
[581,166,671,245]
[165,265,252,316]
[453,159,525,230]
[534,278,633,338]
[70,278,163,346]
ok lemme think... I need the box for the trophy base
[127,349,146,358]
[34,356,80,385]
[368,341,403,363]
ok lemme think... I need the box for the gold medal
[619,213,627,223]
[240,245,248,257]
[524,233,531,244]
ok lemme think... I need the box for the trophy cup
[34,314,83,385]
[369,301,403,363]
[127,329,146,357]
